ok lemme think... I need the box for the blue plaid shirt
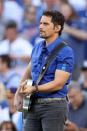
[31,37,74,98]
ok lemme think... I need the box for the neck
[9,35,17,43]
[1,68,10,75]
[45,34,59,46]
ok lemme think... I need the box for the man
[64,81,87,131]
[21,4,40,46]
[0,20,33,75]
[14,10,74,131]
[0,55,20,89]
[80,60,87,92]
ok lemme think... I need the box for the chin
[40,35,45,38]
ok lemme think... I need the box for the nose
[39,23,43,30]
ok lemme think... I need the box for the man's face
[68,89,82,109]
[1,123,13,131]
[5,28,17,42]
[45,0,56,7]
[26,6,36,23]
[39,15,57,39]
[60,4,72,20]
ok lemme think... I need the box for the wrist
[32,86,36,93]
[32,85,39,93]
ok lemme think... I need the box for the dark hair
[5,20,17,29]
[0,55,11,68]
[0,121,17,131]
[60,0,69,4]
[42,10,65,36]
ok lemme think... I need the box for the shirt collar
[46,37,62,53]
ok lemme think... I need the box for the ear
[55,25,61,33]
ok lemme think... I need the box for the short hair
[42,10,65,36]
[0,55,11,68]
[0,121,17,131]
[68,81,81,92]
[5,20,17,29]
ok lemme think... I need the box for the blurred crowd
[0,0,87,131]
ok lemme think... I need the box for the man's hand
[64,120,78,131]
[19,85,35,97]
[14,81,27,111]
[14,93,23,112]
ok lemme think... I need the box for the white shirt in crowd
[68,0,86,11]
[0,37,33,75]
[3,1,24,29]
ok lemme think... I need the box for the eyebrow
[40,22,49,25]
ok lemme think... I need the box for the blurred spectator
[23,0,43,24]
[16,0,23,7]
[21,5,41,46]
[6,88,22,131]
[68,0,86,11]
[0,82,9,124]
[0,21,33,75]
[68,0,87,18]
[0,55,20,89]
[3,0,24,29]
[64,81,87,131]
[0,82,8,109]
[0,1,5,40]
[56,0,69,9]
[43,0,58,10]
[23,0,32,7]
[60,3,87,80]
[80,60,87,98]
[0,121,17,131]
[32,0,43,23]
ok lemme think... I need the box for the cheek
[46,28,54,35]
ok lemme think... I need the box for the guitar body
[22,79,32,119]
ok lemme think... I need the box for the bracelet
[35,85,39,93]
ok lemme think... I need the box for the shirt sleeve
[56,46,74,73]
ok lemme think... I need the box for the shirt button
[43,66,45,70]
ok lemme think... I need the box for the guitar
[20,79,32,119]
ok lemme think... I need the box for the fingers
[20,91,29,97]
[16,105,23,112]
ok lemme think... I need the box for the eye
[43,22,49,25]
